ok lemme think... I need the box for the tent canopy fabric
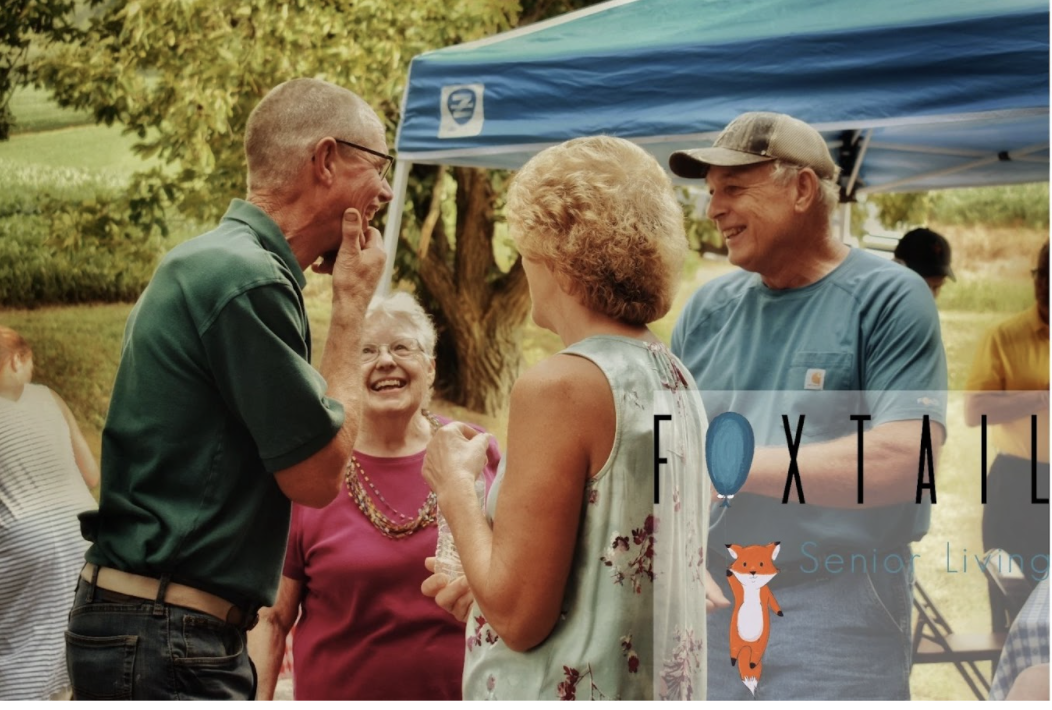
[394,0,1049,196]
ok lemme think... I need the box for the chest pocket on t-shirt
[785,351,859,441]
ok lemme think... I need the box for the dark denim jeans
[706,547,914,700]
[65,578,256,700]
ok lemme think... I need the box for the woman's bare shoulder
[514,352,608,398]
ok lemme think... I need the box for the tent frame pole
[844,129,873,198]
[839,203,852,243]
[378,158,413,296]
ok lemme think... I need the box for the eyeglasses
[335,139,394,182]
[361,338,424,363]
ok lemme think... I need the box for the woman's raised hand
[421,422,492,499]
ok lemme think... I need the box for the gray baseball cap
[670,112,839,181]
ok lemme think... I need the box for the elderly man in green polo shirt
[65,78,391,700]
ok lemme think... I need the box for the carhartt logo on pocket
[804,369,825,390]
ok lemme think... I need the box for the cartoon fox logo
[726,542,783,696]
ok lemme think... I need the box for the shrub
[0,161,184,307]
[929,184,1049,230]
[937,276,1034,314]
[0,212,160,307]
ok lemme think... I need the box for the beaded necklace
[345,409,440,539]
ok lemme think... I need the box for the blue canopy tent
[379,0,1049,286]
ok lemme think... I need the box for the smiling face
[315,119,395,260]
[360,315,435,417]
[706,163,800,276]
[338,121,394,226]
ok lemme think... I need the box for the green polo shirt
[86,199,344,607]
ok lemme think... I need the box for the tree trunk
[414,166,531,417]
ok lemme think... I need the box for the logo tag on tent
[439,84,485,138]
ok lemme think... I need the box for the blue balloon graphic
[705,412,756,507]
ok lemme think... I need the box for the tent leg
[378,159,412,296]
[839,202,852,244]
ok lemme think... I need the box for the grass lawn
[8,85,93,135]
[0,123,157,177]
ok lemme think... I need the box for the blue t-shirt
[672,248,947,563]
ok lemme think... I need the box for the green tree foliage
[676,187,725,255]
[0,0,78,139]
[929,183,1049,230]
[35,0,520,222]
[32,0,599,414]
[866,184,1049,235]
[391,1,602,414]
[869,192,932,230]
[0,156,172,308]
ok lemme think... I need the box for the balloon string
[720,500,731,508]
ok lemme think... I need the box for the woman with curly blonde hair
[422,136,710,700]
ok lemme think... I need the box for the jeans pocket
[172,614,253,699]
[176,614,243,664]
[861,570,911,642]
[65,630,137,700]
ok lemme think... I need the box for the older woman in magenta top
[249,292,498,699]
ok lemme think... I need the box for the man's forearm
[964,391,1049,428]
[272,288,375,507]
[742,420,941,508]
[319,291,372,447]
[316,211,387,456]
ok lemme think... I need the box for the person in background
[249,291,499,700]
[65,78,389,700]
[0,326,98,700]
[965,240,1049,587]
[421,136,709,700]
[893,227,956,298]
[1006,664,1050,701]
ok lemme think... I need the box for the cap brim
[669,147,774,179]
[914,264,956,281]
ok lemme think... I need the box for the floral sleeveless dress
[462,336,709,700]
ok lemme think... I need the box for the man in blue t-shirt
[669,112,947,700]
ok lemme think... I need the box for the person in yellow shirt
[965,240,1049,588]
